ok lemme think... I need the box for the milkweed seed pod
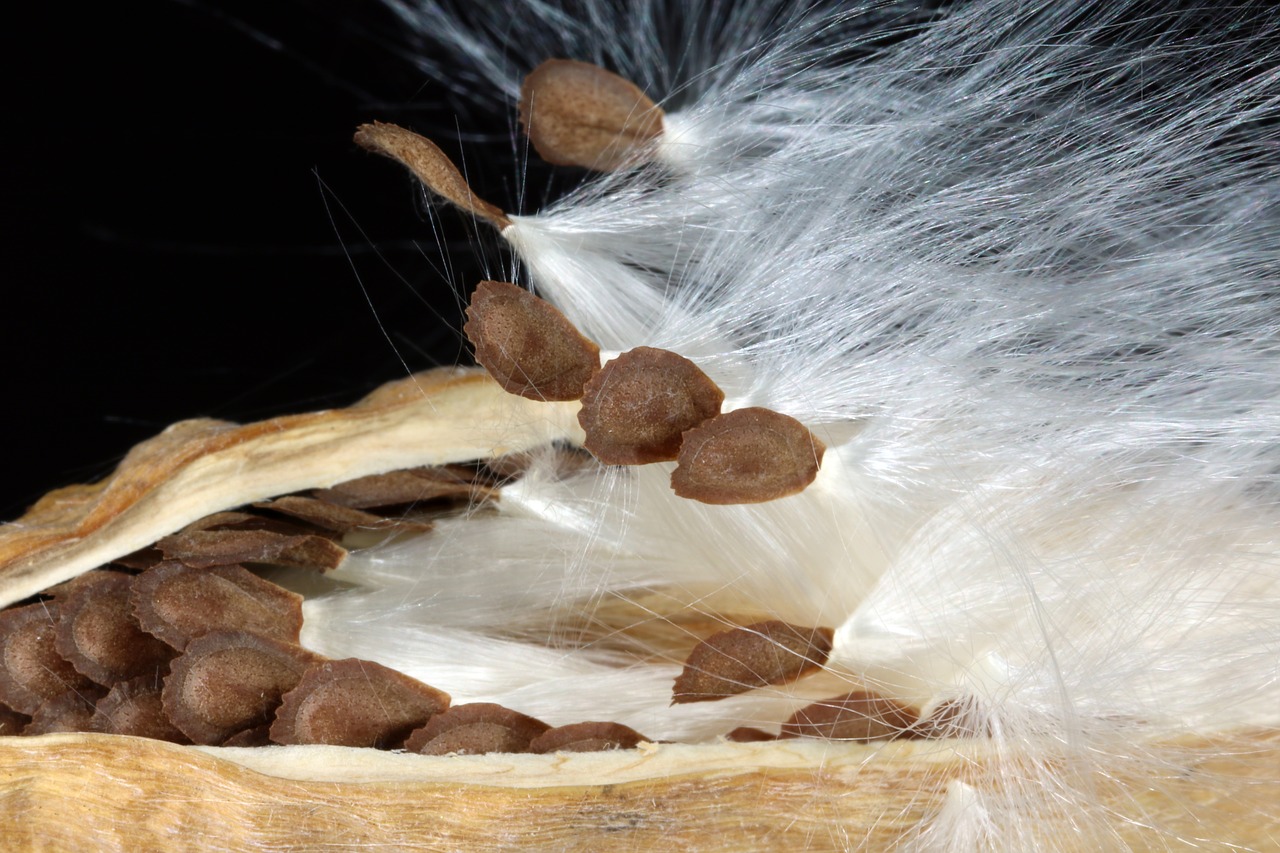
[4,1,1280,850]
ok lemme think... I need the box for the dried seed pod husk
[0,602,95,714]
[91,675,190,743]
[520,59,665,171]
[404,702,550,756]
[579,347,724,465]
[353,121,510,229]
[781,691,920,742]
[529,721,648,754]
[672,407,825,504]
[162,630,321,745]
[53,570,174,685]
[24,685,108,735]
[269,658,450,749]
[464,281,601,402]
[130,562,303,652]
[672,621,834,704]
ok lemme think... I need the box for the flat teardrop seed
[404,702,550,755]
[53,570,174,685]
[0,603,95,714]
[24,685,108,735]
[520,59,665,171]
[464,281,601,401]
[672,621,834,704]
[781,691,920,742]
[672,407,825,504]
[162,631,320,745]
[131,562,304,651]
[578,347,724,465]
[529,721,647,753]
[91,675,190,743]
[269,658,450,749]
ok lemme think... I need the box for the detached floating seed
[529,721,647,753]
[579,347,724,465]
[672,621,834,704]
[354,121,511,229]
[53,570,174,685]
[270,658,450,749]
[131,562,304,651]
[464,281,602,402]
[0,603,95,715]
[672,407,825,504]
[404,702,550,755]
[520,59,665,171]
[91,675,190,744]
[162,630,321,745]
[781,691,920,742]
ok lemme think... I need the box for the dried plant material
[311,466,492,510]
[520,59,664,171]
[177,511,315,536]
[404,702,550,756]
[0,702,30,735]
[464,281,602,402]
[781,691,920,742]
[220,724,272,747]
[155,529,347,572]
[353,121,511,229]
[23,685,108,735]
[253,495,431,534]
[907,698,992,740]
[162,630,321,745]
[672,407,825,504]
[579,347,724,465]
[130,563,304,651]
[53,571,174,686]
[672,621,834,704]
[0,369,584,609]
[92,676,190,743]
[44,569,118,599]
[529,721,647,753]
[111,547,164,571]
[724,727,778,743]
[270,658,450,749]
[0,603,94,714]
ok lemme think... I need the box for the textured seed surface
[0,703,30,735]
[24,685,107,735]
[529,721,647,753]
[672,621,834,704]
[254,495,431,533]
[0,603,94,714]
[131,562,304,651]
[725,726,778,743]
[781,691,920,742]
[579,347,724,465]
[91,676,190,743]
[155,528,347,572]
[520,59,664,171]
[672,407,825,504]
[354,121,511,229]
[311,466,494,509]
[464,281,601,402]
[162,631,320,745]
[53,571,173,685]
[404,702,550,755]
[270,658,450,749]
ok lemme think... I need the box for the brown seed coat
[672,621,834,704]
[672,407,825,504]
[404,702,550,755]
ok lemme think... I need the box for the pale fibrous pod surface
[3,1,1280,850]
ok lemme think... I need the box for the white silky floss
[306,0,1280,847]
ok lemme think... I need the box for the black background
[4,2,534,518]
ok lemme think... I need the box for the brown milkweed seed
[578,347,724,465]
[90,675,190,744]
[162,630,321,745]
[672,621,834,704]
[464,280,602,402]
[529,721,647,753]
[155,528,347,572]
[781,691,920,742]
[0,703,30,736]
[672,407,825,504]
[0,603,95,715]
[725,726,779,743]
[24,685,108,736]
[520,59,665,171]
[354,121,511,229]
[404,702,551,755]
[269,658,450,749]
[53,570,174,685]
[131,562,304,651]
